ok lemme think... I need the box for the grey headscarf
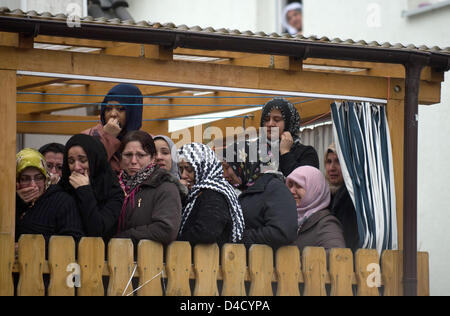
[154,135,179,178]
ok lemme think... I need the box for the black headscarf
[260,97,301,142]
[60,134,120,203]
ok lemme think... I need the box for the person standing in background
[283,2,303,36]
[39,143,65,184]
[324,144,360,251]
[83,84,144,174]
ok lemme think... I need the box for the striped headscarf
[178,143,245,242]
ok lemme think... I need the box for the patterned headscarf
[178,143,245,242]
[260,97,301,142]
[223,141,262,192]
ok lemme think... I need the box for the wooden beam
[34,35,119,49]
[17,78,69,91]
[17,113,169,136]
[0,70,16,236]
[0,46,420,102]
[17,81,187,114]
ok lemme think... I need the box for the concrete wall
[127,0,283,34]
[303,0,450,296]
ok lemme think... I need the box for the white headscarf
[282,2,302,36]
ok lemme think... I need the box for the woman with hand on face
[60,134,124,241]
[286,166,345,253]
[114,131,183,245]
[260,98,319,177]
[83,84,144,174]
[15,148,83,243]
[177,143,245,246]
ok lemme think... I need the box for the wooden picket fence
[0,233,429,296]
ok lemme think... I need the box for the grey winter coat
[115,168,185,245]
[296,209,346,253]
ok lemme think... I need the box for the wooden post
[385,99,404,250]
[0,70,16,239]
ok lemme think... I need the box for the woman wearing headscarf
[324,144,359,251]
[260,97,319,177]
[222,141,298,249]
[177,143,245,246]
[282,2,303,36]
[15,148,83,243]
[83,84,144,174]
[60,134,124,241]
[114,131,183,245]
[153,135,180,178]
[286,166,346,252]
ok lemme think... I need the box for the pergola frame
[0,12,449,296]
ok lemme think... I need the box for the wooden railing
[0,234,429,296]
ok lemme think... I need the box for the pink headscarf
[286,166,331,227]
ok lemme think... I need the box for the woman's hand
[69,171,90,190]
[16,183,40,204]
[49,173,60,185]
[103,118,122,138]
[180,179,193,190]
[280,131,294,155]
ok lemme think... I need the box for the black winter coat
[280,143,320,177]
[16,184,84,243]
[178,189,232,247]
[330,185,360,251]
[239,174,298,249]
[72,183,124,242]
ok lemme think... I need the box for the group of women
[15,84,359,253]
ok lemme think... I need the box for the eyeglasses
[19,174,46,185]
[121,152,150,161]
[47,163,63,172]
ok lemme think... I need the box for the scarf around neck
[117,163,156,233]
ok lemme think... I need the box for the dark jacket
[72,182,124,241]
[115,168,183,245]
[296,209,346,253]
[280,143,320,177]
[330,185,360,252]
[15,184,84,243]
[239,174,298,249]
[178,189,232,246]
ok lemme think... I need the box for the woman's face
[104,101,127,129]
[179,159,196,190]
[67,146,90,176]
[17,167,46,197]
[263,109,285,141]
[155,139,173,172]
[325,152,344,186]
[121,141,153,176]
[287,9,303,32]
[222,162,242,187]
[287,179,306,207]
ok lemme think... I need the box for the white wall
[127,0,282,34]
[303,0,450,296]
